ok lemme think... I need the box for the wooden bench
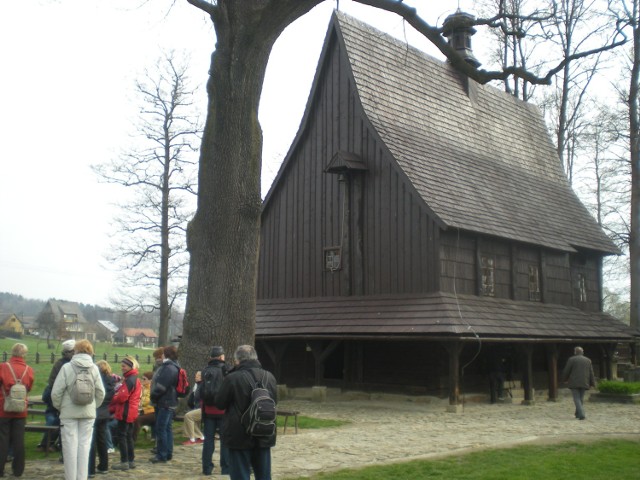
[24,424,59,456]
[277,409,299,434]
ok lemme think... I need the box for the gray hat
[210,346,225,358]
[62,339,76,352]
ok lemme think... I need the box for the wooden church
[254,11,637,405]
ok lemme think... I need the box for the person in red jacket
[110,356,141,471]
[0,342,35,478]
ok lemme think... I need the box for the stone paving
[18,391,640,480]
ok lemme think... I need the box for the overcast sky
[0,0,474,307]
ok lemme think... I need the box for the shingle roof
[334,12,617,254]
[257,293,636,341]
[123,328,157,338]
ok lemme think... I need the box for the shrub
[597,380,640,395]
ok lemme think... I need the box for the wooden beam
[443,341,463,406]
[308,340,342,385]
[520,344,535,405]
[546,344,558,402]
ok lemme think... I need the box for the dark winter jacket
[97,372,115,420]
[201,359,227,417]
[42,354,72,414]
[214,359,277,450]
[563,354,596,390]
[150,359,180,409]
[110,368,141,423]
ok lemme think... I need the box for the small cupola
[442,10,481,68]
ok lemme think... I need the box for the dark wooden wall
[258,36,439,300]
[258,35,604,314]
[439,231,603,311]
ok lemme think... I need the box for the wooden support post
[601,344,616,380]
[308,340,342,385]
[546,344,558,402]
[257,340,289,381]
[521,344,535,405]
[444,341,463,410]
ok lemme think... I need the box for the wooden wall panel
[258,39,446,300]
[545,252,572,305]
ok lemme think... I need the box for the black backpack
[240,370,276,437]
[201,364,224,406]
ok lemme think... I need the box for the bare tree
[35,308,57,349]
[539,0,618,181]
[610,0,640,334]
[179,0,628,375]
[478,0,551,101]
[93,52,200,346]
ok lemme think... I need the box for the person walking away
[89,360,115,476]
[201,346,229,476]
[39,339,75,452]
[0,343,35,478]
[149,345,180,464]
[51,339,105,480]
[215,345,277,480]
[562,346,596,420]
[110,356,142,471]
[183,370,205,445]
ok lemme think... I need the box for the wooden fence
[1,352,154,365]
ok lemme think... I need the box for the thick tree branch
[354,0,627,85]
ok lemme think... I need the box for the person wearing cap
[110,356,142,471]
[201,346,229,476]
[38,339,76,452]
[51,339,105,480]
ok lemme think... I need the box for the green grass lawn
[0,336,155,395]
[284,438,640,480]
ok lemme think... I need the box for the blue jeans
[571,388,586,419]
[202,416,229,475]
[155,407,175,461]
[227,447,271,480]
[40,411,60,448]
[106,418,117,450]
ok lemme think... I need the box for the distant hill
[0,292,114,321]
[0,292,45,317]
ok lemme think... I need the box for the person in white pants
[52,339,105,480]
[182,371,205,445]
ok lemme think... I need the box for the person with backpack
[38,338,75,452]
[214,345,277,480]
[0,342,35,478]
[51,339,105,480]
[109,356,141,471]
[149,345,181,464]
[200,346,229,476]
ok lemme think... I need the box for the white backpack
[3,363,27,413]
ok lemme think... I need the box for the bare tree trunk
[180,10,276,372]
[159,138,172,346]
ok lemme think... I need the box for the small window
[528,265,541,301]
[324,247,342,272]
[577,273,587,302]
[481,256,495,296]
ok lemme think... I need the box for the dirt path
[22,393,640,479]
